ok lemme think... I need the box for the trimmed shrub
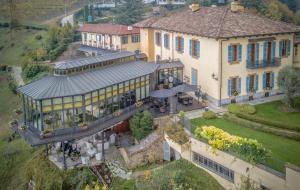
[228,104,256,115]
[202,111,217,120]
[194,125,269,163]
[236,113,300,132]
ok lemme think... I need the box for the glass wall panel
[113,85,118,96]
[136,88,141,101]
[85,93,91,105]
[74,95,83,108]
[64,97,73,109]
[130,80,135,90]
[99,89,105,100]
[119,83,124,94]
[92,91,98,103]
[106,87,112,98]
[53,98,62,110]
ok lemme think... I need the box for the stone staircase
[90,163,113,189]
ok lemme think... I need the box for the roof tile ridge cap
[216,7,229,39]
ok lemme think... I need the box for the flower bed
[194,126,269,164]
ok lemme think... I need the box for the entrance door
[191,68,198,86]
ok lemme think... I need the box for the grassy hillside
[0,28,47,66]
[0,0,87,24]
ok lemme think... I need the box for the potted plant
[20,125,27,131]
[79,122,88,129]
[14,108,23,115]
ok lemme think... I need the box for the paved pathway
[12,66,24,86]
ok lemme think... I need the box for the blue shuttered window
[279,40,283,57]
[196,41,200,57]
[175,37,179,51]
[228,79,231,97]
[255,43,259,67]
[263,42,268,62]
[247,44,251,62]
[256,74,259,91]
[288,40,291,56]
[164,34,169,49]
[190,39,200,57]
[272,41,276,59]
[271,72,275,88]
[238,44,242,62]
[246,76,250,93]
[228,45,232,64]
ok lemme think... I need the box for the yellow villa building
[78,23,141,53]
[135,3,300,106]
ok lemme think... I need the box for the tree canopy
[114,0,146,25]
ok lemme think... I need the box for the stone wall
[165,134,300,190]
[119,132,164,169]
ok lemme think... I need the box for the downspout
[219,39,228,107]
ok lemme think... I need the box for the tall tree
[277,66,300,108]
[114,0,145,25]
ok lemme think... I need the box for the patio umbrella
[172,84,199,93]
[150,89,176,98]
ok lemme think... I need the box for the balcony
[246,58,281,69]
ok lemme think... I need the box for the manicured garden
[191,118,300,172]
[254,97,300,131]
[111,159,224,190]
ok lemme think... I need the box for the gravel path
[12,66,24,86]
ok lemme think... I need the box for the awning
[172,84,199,93]
[150,89,176,98]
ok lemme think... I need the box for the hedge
[236,113,300,132]
[228,104,256,115]
[202,111,217,120]
[224,114,300,141]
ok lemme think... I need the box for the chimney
[127,26,133,31]
[189,3,200,12]
[231,0,244,12]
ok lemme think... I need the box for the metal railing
[246,58,281,69]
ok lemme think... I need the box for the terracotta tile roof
[78,23,140,36]
[134,6,300,38]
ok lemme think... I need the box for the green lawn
[0,28,47,66]
[191,118,300,172]
[0,72,35,190]
[112,160,224,190]
[254,97,300,130]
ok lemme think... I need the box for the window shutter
[288,40,291,56]
[272,41,276,59]
[263,72,266,90]
[175,37,179,51]
[279,40,283,57]
[238,44,242,62]
[247,44,251,66]
[228,79,231,97]
[197,41,200,57]
[263,42,267,61]
[255,74,259,91]
[181,38,184,53]
[189,40,192,56]
[271,72,275,88]
[228,45,232,64]
[255,43,259,67]
[246,76,250,93]
[238,78,241,94]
